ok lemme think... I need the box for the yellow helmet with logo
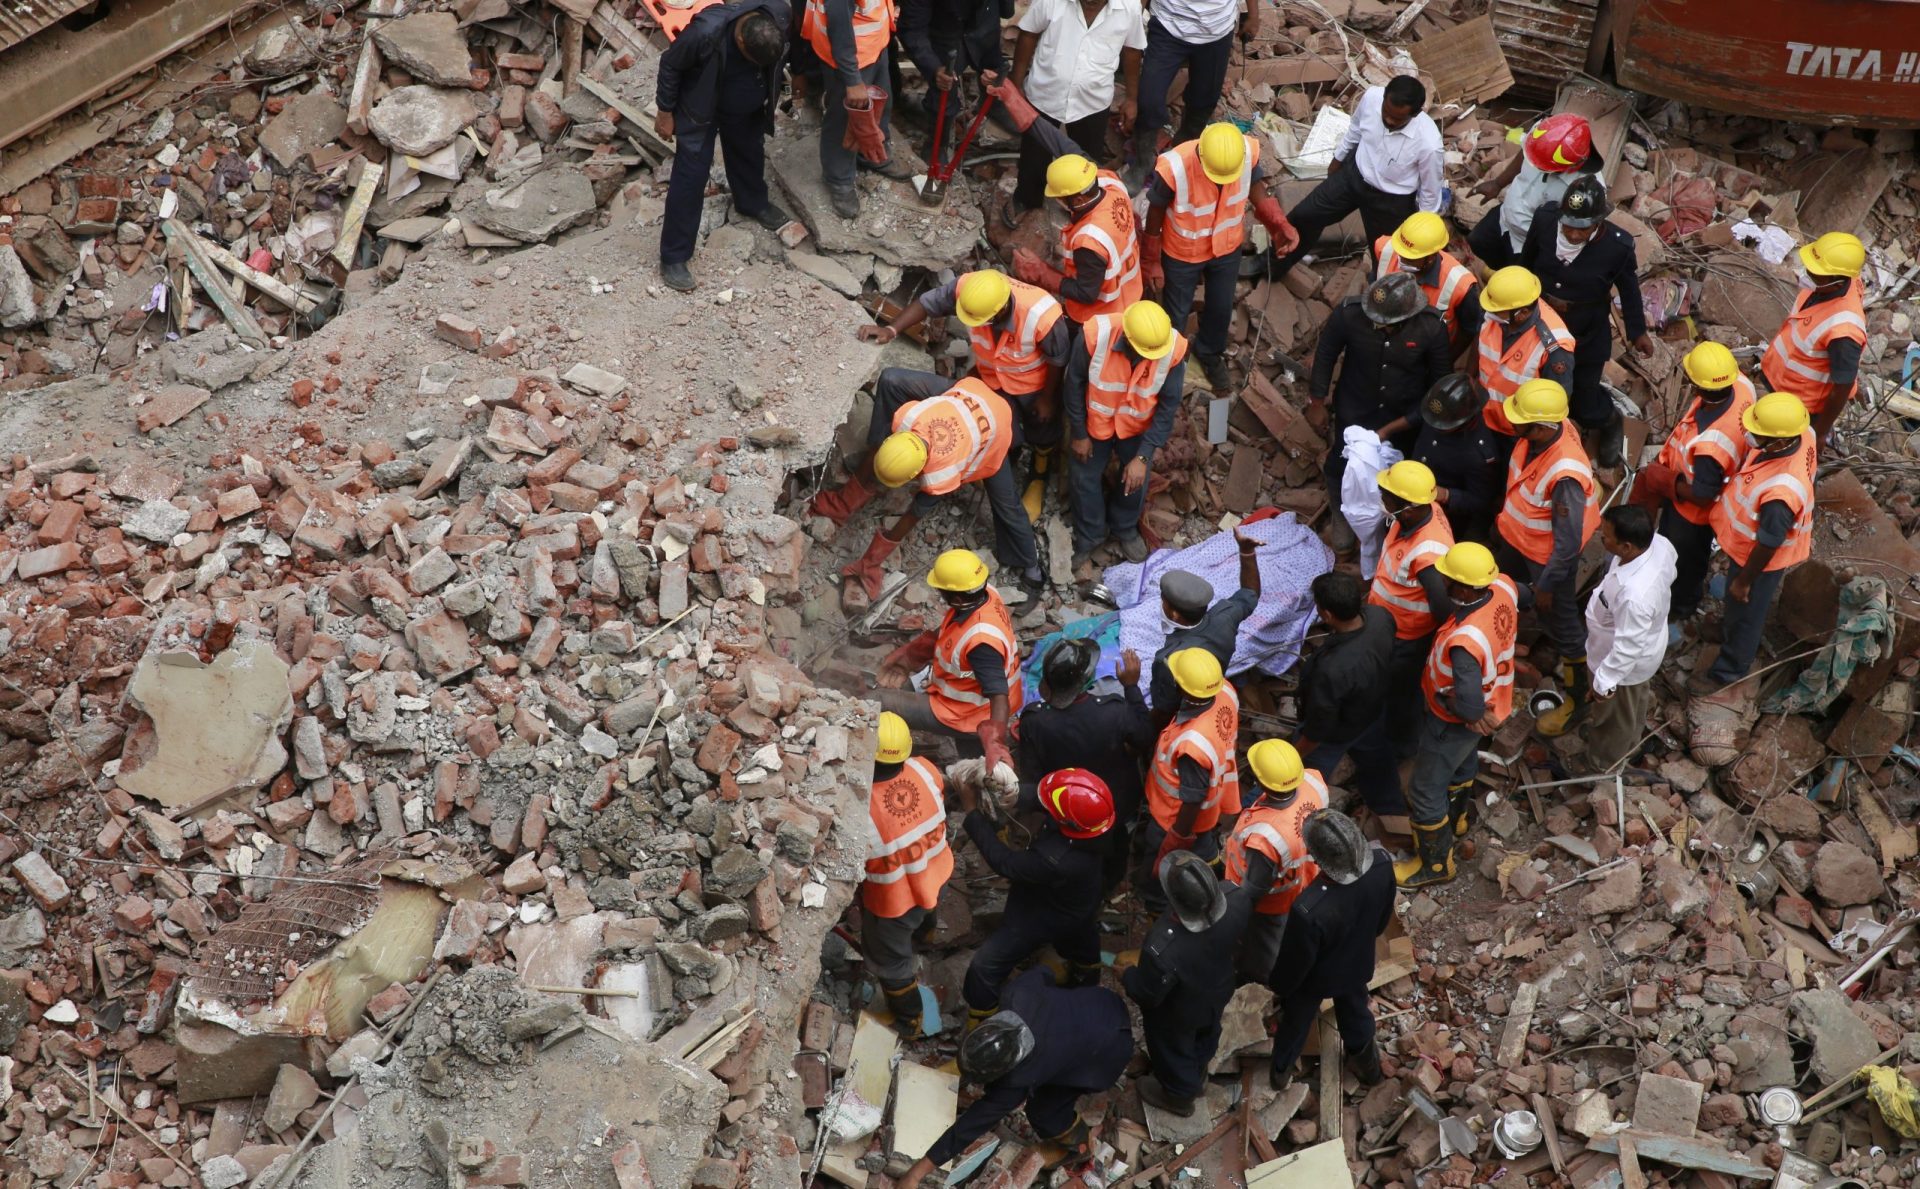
[1682,341,1738,391]
[955,269,1012,327]
[1167,647,1224,699]
[1435,542,1498,587]
[1044,154,1098,199]
[1798,231,1865,280]
[874,431,929,487]
[927,548,990,593]
[1742,392,1811,439]
[1198,123,1245,184]
[1377,460,1438,505]
[1503,378,1569,426]
[1246,739,1305,792]
[1479,266,1542,313]
[1390,211,1449,259]
[1121,300,1175,359]
[876,712,913,763]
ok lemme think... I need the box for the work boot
[1070,545,1098,572]
[963,1005,995,1037]
[1537,655,1590,737]
[1347,1041,1384,1086]
[748,200,792,231]
[1124,126,1159,191]
[1195,353,1231,392]
[810,471,877,524]
[660,260,696,293]
[1064,960,1103,988]
[1023,448,1052,523]
[1115,532,1149,563]
[1592,410,1626,469]
[881,979,924,1035]
[1042,1117,1092,1165]
[1269,1062,1295,1094]
[829,185,861,219]
[1394,820,1456,889]
[1447,781,1476,839]
[864,154,916,180]
[1137,1074,1196,1117]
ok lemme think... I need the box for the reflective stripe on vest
[862,756,952,916]
[892,377,1012,495]
[1156,137,1256,264]
[1146,682,1241,832]
[1477,306,1574,433]
[1061,174,1144,322]
[1375,239,1475,335]
[1497,429,1600,564]
[1222,772,1329,914]
[1421,576,1519,724]
[1655,376,1755,526]
[1762,280,1866,413]
[926,587,1025,732]
[801,0,895,68]
[1082,313,1190,440]
[969,279,1063,396]
[1709,431,1817,571]
[1368,506,1454,639]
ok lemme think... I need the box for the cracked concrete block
[373,12,473,88]
[117,640,293,810]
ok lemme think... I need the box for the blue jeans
[1159,251,1237,359]
[1137,18,1233,139]
[660,114,770,266]
[1068,434,1147,552]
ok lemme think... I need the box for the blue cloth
[1019,612,1126,708]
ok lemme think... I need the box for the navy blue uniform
[1518,202,1647,431]
[1123,886,1253,1100]
[961,812,1105,1009]
[1267,849,1396,1080]
[1150,587,1257,714]
[1410,419,1502,547]
[1018,679,1154,884]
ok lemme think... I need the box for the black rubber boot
[882,979,924,1034]
[1348,1041,1384,1086]
[1394,820,1456,889]
[1447,781,1476,839]
[1138,1074,1196,1117]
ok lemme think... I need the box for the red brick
[328,781,366,825]
[435,314,484,351]
[289,378,315,407]
[136,384,210,433]
[13,852,72,908]
[216,485,262,521]
[522,91,568,142]
[497,52,544,70]
[365,982,412,1024]
[17,541,82,578]
[543,482,599,513]
[37,500,84,544]
[293,524,348,558]
[466,717,502,758]
[113,895,155,932]
[695,723,742,774]
[93,538,132,574]
[498,85,526,129]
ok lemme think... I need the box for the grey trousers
[862,902,933,986]
[821,50,894,189]
[1584,679,1653,771]
[1710,566,1787,683]
[1407,708,1481,826]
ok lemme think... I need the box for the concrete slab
[768,132,980,271]
[117,638,293,810]
[1142,1080,1236,1144]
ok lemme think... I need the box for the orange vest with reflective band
[1655,377,1755,526]
[928,587,1024,732]
[862,756,952,916]
[891,378,1014,496]
[1081,313,1190,440]
[1762,280,1866,415]
[1709,430,1817,571]
[1498,426,1600,564]
[1369,505,1455,640]
[969,278,1063,396]
[1422,577,1518,724]
[1222,774,1329,915]
[1061,174,1143,323]
[1146,682,1240,833]
[1154,135,1257,264]
[801,0,895,68]
[1477,305,1575,435]
[1375,238,1477,340]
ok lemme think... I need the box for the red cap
[1038,768,1116,839]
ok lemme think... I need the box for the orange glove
[984,75,1039,132]
[1153,829,1195,873]
[1252,194,1300,256]
[843,86,889,164]
[1011,247,1064,291]
[976,723,1013,775]
[1141,233,1165,292]
[1633,461,1677,508]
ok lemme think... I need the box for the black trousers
[1562,308,1615,431]
[1710,565,1786,684]
[1014,109,1112,212]
[1275,165,1418,276]
[1659,506,1715,617]
[660,114,771,266]
[1494,534,1583,659]
[1138,18,1232,139]
[962,910,1100,1010]
[1381,632,1433,760]
[1270,985,1376,1078]
[1144,1007,1224,1101]
[1468,211,1518,269]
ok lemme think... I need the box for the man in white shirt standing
[1009,0,1147,219]
[1122,0,1251,188]
[1273,76,1444,278]
[1559,505,1677,770]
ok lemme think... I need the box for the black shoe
[829,186,860,219]
[1348,1041,1383,1086]
[1115,533,1148,563]
[1593,411,1626,468]
[661,261,695,292]
[1001,201,1025,230]
[1138,1074,1196,1117]
[1269,1064,1295,1093]
[748,201,791,231]
[1196,353,1231,391]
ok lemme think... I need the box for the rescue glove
[1251,193,1300,256]
[983,74,1039,132]
[841,530,902,601]
[976,722,1015,783]
[1632,460,1677,508]
[1010,247,1064,292]
[1141,232,1165,293]
[842,86,890,164]
[1153,828,1196,873]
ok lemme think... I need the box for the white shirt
[1147,0,1238,45]
[1335,86,1444,213]
[1586,534,1678,696]
[1018,0,1149,123]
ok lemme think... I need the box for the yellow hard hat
[876,712,913,763]
[1799,231,1865,280]
[1246,739,1304,793]
[1743,391,1812,439]
[927,548,990,593]
[1479,266,1542,313]
[1197,123,1245,184]
[1044,154,1098,199]
[1376,459,1438,505]
[1390,211,1449,259]
[955,269,1012,327]
[1503,377,1569,426]
[1682,341,1739,391]
[1167,647,1224,700]
[1121,300,1174,360]
[1434,541,1498,587]
[874,430,930,487]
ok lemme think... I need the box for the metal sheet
[0,0,99,54]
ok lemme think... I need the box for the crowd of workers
[642,0,1864,1175]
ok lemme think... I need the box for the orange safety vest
[1762,280,1867,416]
[1146,682,1240,833]
[1497,425,1600,564]
[1221,773,1329,915]
[801,0,895,69]
[1421,576,1518,725]
[1477,305,1575,434]
[1709,429,1817,571]
[928,587,1025,732]
[1655,376,1756,526]
[1153,134,1257,265]
[1375,238,1477,340]
[1081,313,1190,440]
[862,756,953,916]
[1061,174,1143,323]
[1369,505,1455,640]
[891,378,1014,496]
[968,277,1064,397]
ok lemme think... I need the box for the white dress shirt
[1149,0,1239,43]
[1334,85,1445,213]
[1017,0,1149,123]
[1586,534,1678,696]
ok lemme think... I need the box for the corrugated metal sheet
[0,0,100,54]
[1491,0,1601,100]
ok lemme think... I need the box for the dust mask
[1161,612,1184,637]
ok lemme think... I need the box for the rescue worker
[1476,266,1576,439]
[1306,270,1450,552]
[873,550,1023,768]
[1642,341,1754,620]
[1399,542,1517,888]
[1222,739,1329,983]
[1495,378,1599,731]
[1141,122,1300,391]
[1762,231,1867,443]
[895,0,1003,164]
[1142,647,1240,893]
[1020,641,1155,887]
[1292,573,1398,817]
[1007,115,1145,325]
[1267,810,1393,1093]
[861,712,953,1033]
[1149,528,1261,731]
[1517,176,1652,467]
[654,0,792,293]
[1695,392,1817,693]
[801,0,909,219]
[1467,112,1597,270]
[1367,460,1455,757]
[814,369,1046,604]
[899,967,1132,1187]
[1124,853,1252,1116]
[1376,210,1482,356]
[1063,299,1188,567]
[1410,374,1503,546]
[956,768,1112,1025]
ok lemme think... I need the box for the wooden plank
[1531,1093,1566,1176]
[195,234,319,315]
[330,161,384,272]
[346,38,384,136]
[160,219,267,347]
[587,3,655,62]
[891,1063,958,1162]
[560,15,585,94]
[1496,982,1540,1068]
[1317,1011,1341,1141]
[577,75,673,159]
[1616,1134,1648,1189]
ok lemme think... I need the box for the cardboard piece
[1245,1139,1357,1188]
[818,1012,899,1187]
[1411,16,1514,106]
[892,1063,959,1161]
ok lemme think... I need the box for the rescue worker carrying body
[1762,231,1868,443]
[1368,460,1455,755]
[872,549,1023,768]
[1150,528,1261,731]
[1475,266,1576,441]
[898,967,1133,1188]
[1640,341,1754,621]
[1124,853,1253,1117]
[1467,112,1598,270]
[1410,374,1503,546]
[1517,176,1652,467]
[1063,299,1188,567]
[1141,122,1300,392]
[1694,391,1818,694]
[801,0,908,219]
[956,768,1112,1028]
[1399,542,1517,889]
[1375,210,1482,357]
[1142,647,1241,898]
[861,712,953,1033]
[1222,739,1328,983]
[1008,115,1145,325]
[1019,640,1155,887]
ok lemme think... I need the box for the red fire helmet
[1038,768,1116,840]
[1523,113,1592,173]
